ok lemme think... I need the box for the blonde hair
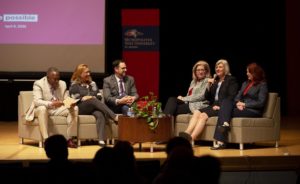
[215,59,231,76]
[71,64,92,84]
[192,60,211,80]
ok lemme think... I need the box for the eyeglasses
[196,69,205,72]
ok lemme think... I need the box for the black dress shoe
[210,143,227,150]
[179,132,192,142]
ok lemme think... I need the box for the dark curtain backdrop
[106,0,285,114]
[0,0,288,120]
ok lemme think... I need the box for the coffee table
[118,116,173,152]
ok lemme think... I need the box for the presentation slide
[0,0,105,73]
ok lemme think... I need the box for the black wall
[0,0,285,121]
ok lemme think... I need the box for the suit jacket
[69,81,100,100]
[181,78,210,112]
[33,76,68,107]
[234,81,268,113]
[206,75,238,106]
[103,74,139,107]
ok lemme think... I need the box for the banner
[122,9,160,98]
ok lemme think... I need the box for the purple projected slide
[0,0,105,44]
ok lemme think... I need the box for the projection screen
[0,0,106,73]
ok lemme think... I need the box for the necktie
[119,78,125,96]
[51,87,57,101]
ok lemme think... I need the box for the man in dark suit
[103,59,139,115]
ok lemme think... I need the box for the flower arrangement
[131,92,163,130]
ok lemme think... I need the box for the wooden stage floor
[1,116,300,171]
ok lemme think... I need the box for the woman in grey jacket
[163,60,211,116]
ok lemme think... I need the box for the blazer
[103,74,139,107]
[181,78,210,112]
[206,75,239,106]
[234,81,268,114]
[33,76,68,107]
[69,81,100,101]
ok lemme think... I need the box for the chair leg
[19,138,24,144]
[239,143,244,150]
[275,141,279,148]
[111,138,115,145]
[78,140,81,147]
[39,141,43,148]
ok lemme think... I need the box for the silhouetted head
[166,136,193,156]
[44,134,68,161]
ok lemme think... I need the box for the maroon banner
[122,9,160,98]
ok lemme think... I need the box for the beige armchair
[18,91,114,147]
[175,92,281,150]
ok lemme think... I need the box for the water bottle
[127,107,134,117]
[152,107,157,118]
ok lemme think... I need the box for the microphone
[213,74,217,80]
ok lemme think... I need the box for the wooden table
[118,116,173,152]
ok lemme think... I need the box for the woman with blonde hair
[163,60,211,116]
[69,64,118,146]
[180,59,238,149]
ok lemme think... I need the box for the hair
[215,59,231,76]
[112,59,125,69]
[71,64,92,84]
[166,136,193,155]
[247,62,266,84]
[46,67,59,76]
[44,134,68,161]
[192,60,211,80]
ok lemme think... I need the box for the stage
[1,117,300,171]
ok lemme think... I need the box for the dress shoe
[99,140,106,147]
[179,132,192,142]
[67,139,78,148]
[210,143,227,150]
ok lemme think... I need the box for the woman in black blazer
[179,59,238,148]
[233,63,268,117]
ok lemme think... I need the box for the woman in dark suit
[179,59,238,148]
[233,63,268,117]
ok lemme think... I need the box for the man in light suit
[103,59,139,115]
[33,67,78,148]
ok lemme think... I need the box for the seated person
[32,67,78,148]
[103,59,139,115]
[163,60,211,117]
[69,64,118,146]
[233,62,268,117]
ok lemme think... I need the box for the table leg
[150,142,154,153]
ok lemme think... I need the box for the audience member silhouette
[93,146,117,184]
[153,136,196,184]
[44,134,76,184]
[113,140,143,184]
[195,155,221,184]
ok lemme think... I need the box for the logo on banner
[123,26,159,51]
[124,29,144,38]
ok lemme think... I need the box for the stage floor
[1,117,300,171]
